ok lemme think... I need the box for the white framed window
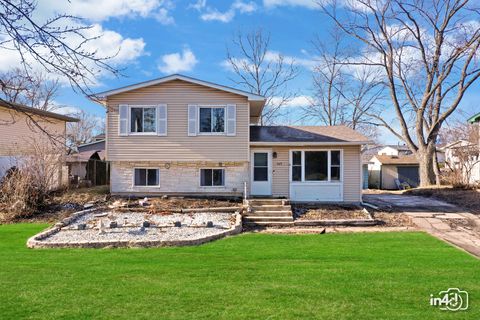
[290,150,342,182]
[130,106,156,134]
[200,168,225,186]
[291,151,302,182]
[198,106,225,134]
[134,168,159,186]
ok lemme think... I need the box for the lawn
[0,225,479,319]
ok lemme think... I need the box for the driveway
[364,193,480,258]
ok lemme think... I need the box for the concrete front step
[251,205,291,211]
[248,199,289,206]
[243,221,294,227]
[248,210,293,217]
[244,216,294,222]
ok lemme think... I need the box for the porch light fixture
[273,152,277,159]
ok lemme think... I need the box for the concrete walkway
[364,194,480,258]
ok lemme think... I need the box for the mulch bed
[294,204,370,220]
[370,212,414,227]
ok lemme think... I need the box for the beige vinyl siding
[251,145,362,202]
[342,145,362,202]
[106,80,249,162]
[0,107,66,156]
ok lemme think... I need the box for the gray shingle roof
[250,125,370,144]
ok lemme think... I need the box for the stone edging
[27,210,243,249]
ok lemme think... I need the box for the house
[93,74,370,203]
[442,139,479,185]
[66,134,108,185]
[0,99,78,188]
[66,139,108,186]
[368,152,420,189]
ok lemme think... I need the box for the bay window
[290,150,342,182]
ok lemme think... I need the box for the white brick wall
[111,161,249,196]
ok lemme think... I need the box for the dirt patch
[1,186,110,224]
[404,187,480,214]
[294,204,370,220]
[149,197,240,212]
[2,186,241,224]
[371,212,414,227]
[443,218,480,235]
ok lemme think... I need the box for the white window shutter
[188,104,197,136]
[119,104,128,136]
[157,104,167,136]
[226,104,236,136]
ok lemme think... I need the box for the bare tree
[0,68,59,110]
[66,110,101,148]
[322,0,480,186]
[303,26,384,139]
[0,0,118,94]
[226,29,299,124]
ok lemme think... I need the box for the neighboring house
[66,138,107,185]
[93,74,370,203]
[0,100,78,187]
[442,140,479,185]
[368,154,420,189]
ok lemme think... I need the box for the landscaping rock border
[27,210,243,249]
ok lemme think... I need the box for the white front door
[250,150,272,196]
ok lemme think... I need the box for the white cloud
[188,0,207,11]
[158,48,198,73]
[263,0,319,9]
[36,0,175,24]
[0,23,146,86]
[201,9,235,23]
[0,2,150,86]
[232,0,257,13]
[198,0,257,23]
[270,95,313,108]
[80,24,146,66]
[54,106,82,115]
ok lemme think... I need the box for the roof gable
[93,74,266,102]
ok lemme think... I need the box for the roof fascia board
[249,141,372,146]
[93,74,265,101]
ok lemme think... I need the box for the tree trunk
[432,152,441,186]
[416,145,436,187]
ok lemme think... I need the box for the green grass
[0,224,479,319]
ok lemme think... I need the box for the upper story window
[199,107,225,133]
[130,107,156,133]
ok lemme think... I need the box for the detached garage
[368,154,419,189]
[249,126,371,203]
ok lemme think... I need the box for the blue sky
[22,0,480,143]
